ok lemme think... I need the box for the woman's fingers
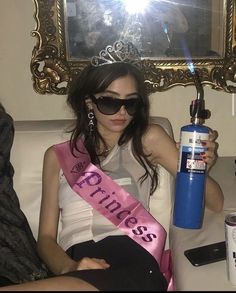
[76,257,110,270]
[208,129,218,141]
[200,129,219,169]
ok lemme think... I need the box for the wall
[0,0,72,120]
[0,0,235,156]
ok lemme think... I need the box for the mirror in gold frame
[31,0,236,95]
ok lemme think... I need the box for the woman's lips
[110,119,127,125]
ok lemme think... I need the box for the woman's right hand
[76,257,110,271]
[62,257,110,274]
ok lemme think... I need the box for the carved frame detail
[31,0,236,95]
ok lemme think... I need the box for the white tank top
[58,140,152,251]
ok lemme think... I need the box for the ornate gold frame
[31,0,236,95]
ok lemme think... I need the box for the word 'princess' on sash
[53,139,173,290]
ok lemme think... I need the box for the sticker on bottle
[177,131,209,174]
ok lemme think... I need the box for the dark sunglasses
[90,95,141,116]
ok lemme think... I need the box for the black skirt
[63,235,167,291]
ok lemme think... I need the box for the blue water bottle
[173,73,211,229]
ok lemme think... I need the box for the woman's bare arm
[37,147,110,274]
[37,146,79,274]
[143,124,224,212]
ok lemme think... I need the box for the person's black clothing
[0,107,49,285]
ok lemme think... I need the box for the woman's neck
[98,129,122,149]
[97,132,120,157]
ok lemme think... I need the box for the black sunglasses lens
[93,96,140,115]
[96,97,120,115]
[125,99,140,115]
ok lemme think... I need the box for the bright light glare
[122,0,150,14]
[188,62,195,74]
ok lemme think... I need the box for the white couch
[11,117,174,248]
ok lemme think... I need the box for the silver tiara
[90,40,142,68]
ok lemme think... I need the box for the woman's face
[89,74,140,137]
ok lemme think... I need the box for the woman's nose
[118,105,127,114]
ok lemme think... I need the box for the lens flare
[122,0,150,14]
[181,37,195,74]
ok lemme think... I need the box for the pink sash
[53,140,174,290]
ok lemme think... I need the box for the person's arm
[37,146,78,274]
[142,124,224,213]
[37,146,110,275]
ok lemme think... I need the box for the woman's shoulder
[148,123,166,132]
[143,123,169,144]
[44,145,59,166]
[42,146,62,178]
[44,140,71,168]
[142,123,176,160]
[44,140,70,156]
[45,145,55,156]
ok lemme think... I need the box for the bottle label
[177,131,209,174]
